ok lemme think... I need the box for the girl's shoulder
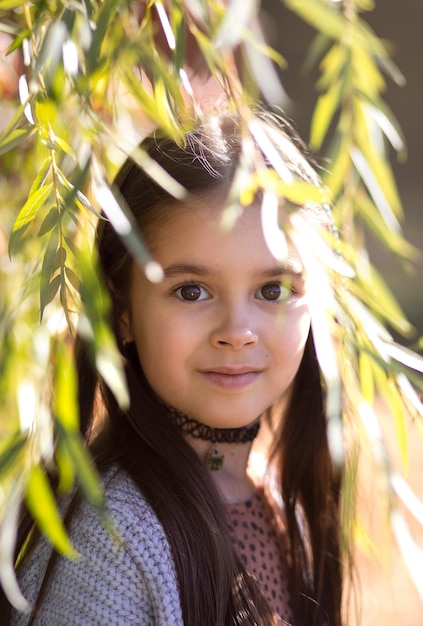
[11,466,183,626]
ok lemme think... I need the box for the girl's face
[121,200,310,429]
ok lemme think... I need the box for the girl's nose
[209,310,259,350]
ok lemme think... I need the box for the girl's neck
[186,435,257,503]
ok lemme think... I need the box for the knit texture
[10,468,184,626]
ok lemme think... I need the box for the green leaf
[0,126,36,156]
[302,33,331,74]
[12,183,53,233]
[8,184,54,256]
[29,158,52,196]
[41,227,60,284]
[40,275,61,318]
[38,208,60,237]
[0,0,26,9]
[57,425,104,509]
[25,465,78,558]
[65,267,80,291]
[54,342,79,432]
[0,432,27,477]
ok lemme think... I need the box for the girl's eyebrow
[162,260,303,278]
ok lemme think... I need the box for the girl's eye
[256,282,290,302]
[174,283,210,302]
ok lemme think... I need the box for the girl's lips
[200,370,261,390]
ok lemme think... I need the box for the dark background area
[263,0,423,341]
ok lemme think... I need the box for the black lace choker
[166,406,261,471]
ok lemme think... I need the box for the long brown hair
[3,112,344,625]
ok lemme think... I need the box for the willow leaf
[0,433,27,477]
[55,342,78,432]
[357,20,406,86]
[285,0,347,41]
[356,132,403,220]
[350,147,401,234]
[25,466,78,558]
[65,267,80,291]
[365,98,407,158]
[57,425,104,509]
[41,228,60,287]
[310,79,343,150]
[387,379,409,473]
[40,275,61,318]
[171,3,186,71]
[55,445,75,495]
[302,33,331,74]
[352,44,385,98]
[12,184,53,233]
[0,126,35,156]
[317,43,348,91]
[354,192,417,260]
[38,208,60,237]
[0,0,26,8]
[324,138,351,198]
[359,351,374,404]
[29,158,52,196]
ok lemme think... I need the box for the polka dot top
[225,487,293,625]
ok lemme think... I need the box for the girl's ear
[119,310,134,345]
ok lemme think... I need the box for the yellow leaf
[359,351,374,404]
[25,466,78,558]
[310,79,343,150]
[317,43,348,91]
[387,378,409,474]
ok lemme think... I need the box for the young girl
[6,111,344,625]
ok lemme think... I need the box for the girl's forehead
[143,199,303,273]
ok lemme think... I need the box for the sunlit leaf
[350,147,401,234]
[359,351,374,404]
[352,44,385,98]
[310,79,343,150]
[285,0,347,41]
[29,158,52,196]
[387,378,408,473]
[355,103,404,219]
[0,126,35,156]
[8,184,53,256]
[12,184,53,233]
[382,342,423,373]
[57,427,104,509]
[25,465,78,558]
[391,510,423,601]
[0,0,26,8]
[354,191,417,260]
[0,433,27,477]
[324,137,351,198]
[391,474,423,526]
[317,43,348,91]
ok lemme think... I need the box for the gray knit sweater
[11,468,184,625]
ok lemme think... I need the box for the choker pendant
[207,443,224,471]
[164,405,261,471]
